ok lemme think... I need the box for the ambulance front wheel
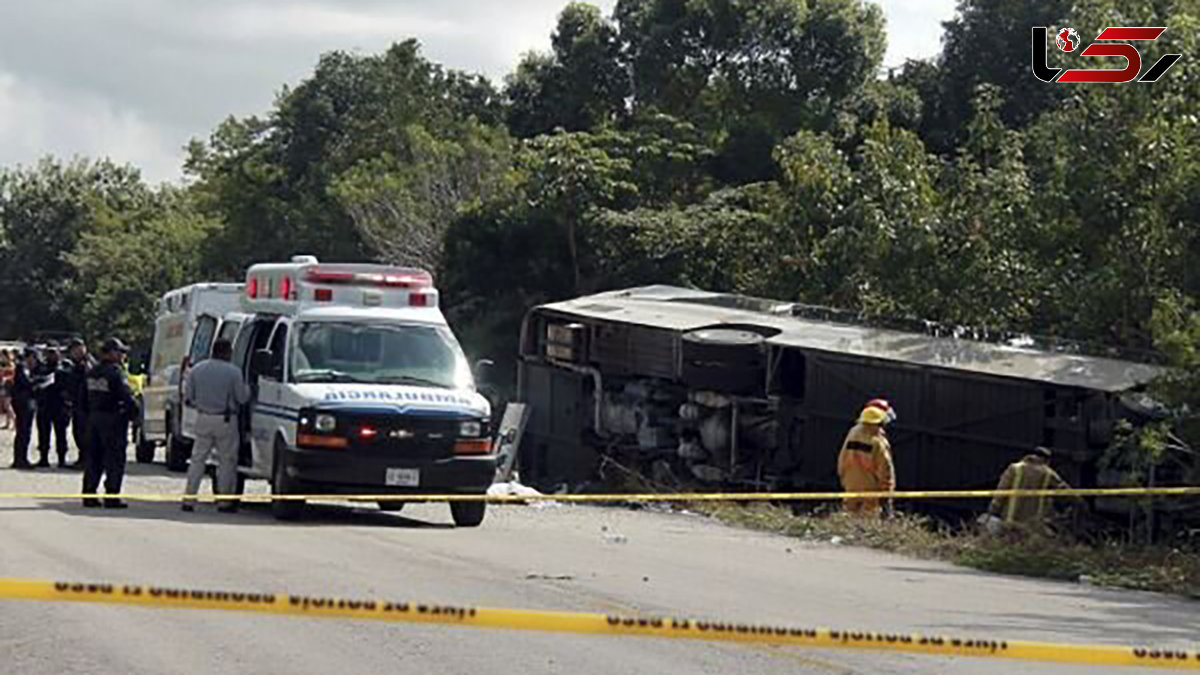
[271,439,305,521]
[450,500,486,528]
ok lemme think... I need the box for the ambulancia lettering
[321,389,472,406]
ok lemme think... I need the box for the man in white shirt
[182,339,251,513]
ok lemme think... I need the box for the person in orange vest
[837,402,896,515]
[987,447,1073,530]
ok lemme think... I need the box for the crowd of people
[1,337,139,508]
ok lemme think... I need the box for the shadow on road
[122,462,181,478]
[32,499,457,530]
[926,588,1199,644]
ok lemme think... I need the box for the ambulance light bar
[305,266,432,289]
[244,260,437,308]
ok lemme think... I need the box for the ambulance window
[188,316,218,364]
[266,323,289,381]
[216,319,241,345]
[292,322,469,389]
[235,318,276,373]
[231,321,256,371]
[252,321,274,351]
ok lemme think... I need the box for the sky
[0,0,957,184]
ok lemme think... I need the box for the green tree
[1019,0,1199,347]
[505,3,628,137]
[590,184,787,294]
[66,190,220,350]
[330,121,516,272]
[615,0,885,181]
[0,158,150,338]
[186,40,504,275]
[923,0,1070,153]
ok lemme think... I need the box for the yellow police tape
[0,486,1197,502]
[0,577,1196,669]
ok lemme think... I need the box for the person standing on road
[64,338,96,470]
[0,352,14,430]
[33,347,70,468]
[987,447,1074,531]
[82,338,136,509]
[837,404,895,516]
[182,338,250,513]
[10,348,38,469]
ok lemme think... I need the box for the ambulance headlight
[458,420,483,437]
[315,414,337,432]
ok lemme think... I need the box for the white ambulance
[141,283,244,468]
[230,256,495,526]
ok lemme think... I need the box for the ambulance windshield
[292,321,471,389]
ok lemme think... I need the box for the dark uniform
[82,339,136,508]
[34,354,70,467]
[64,346,97,469]
[10,355,36,468]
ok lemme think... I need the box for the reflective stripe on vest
[1034,469,1052,520]
[1005,462,1054,523]
[1004,464,1024,523]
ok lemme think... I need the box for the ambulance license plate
[385,468,420,487]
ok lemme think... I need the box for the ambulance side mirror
[474,359,495,388]
[251,349,273,379]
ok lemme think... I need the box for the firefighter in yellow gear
[988,447,1072,528]
[837,405,895,515]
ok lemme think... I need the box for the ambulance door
[179,314,220,441]
[251,319,292,476]
[241,317,278,476]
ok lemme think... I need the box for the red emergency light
[246,276,258,299]
[280,275,293,300]
[305,266,433,289]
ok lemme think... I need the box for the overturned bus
[516,286,1172,516]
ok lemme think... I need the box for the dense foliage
[0,0,1196,452]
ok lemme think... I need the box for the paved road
[0,431,1195,674]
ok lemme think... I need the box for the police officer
[33,347,70,468]
[82,338,136,509]
[9,348,38,469]
[65,338,96,470]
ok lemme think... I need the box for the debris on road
[488,481,544,497]
[525,572,575,581]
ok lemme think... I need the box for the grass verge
[696,502,1200,599]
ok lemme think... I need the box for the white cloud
[879,0,957,67]
[0,0,955,186]
[0,71,183,184]
[214,4,469,41]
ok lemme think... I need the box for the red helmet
[865,398,897,424]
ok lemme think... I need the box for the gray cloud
[0,0,949,183]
